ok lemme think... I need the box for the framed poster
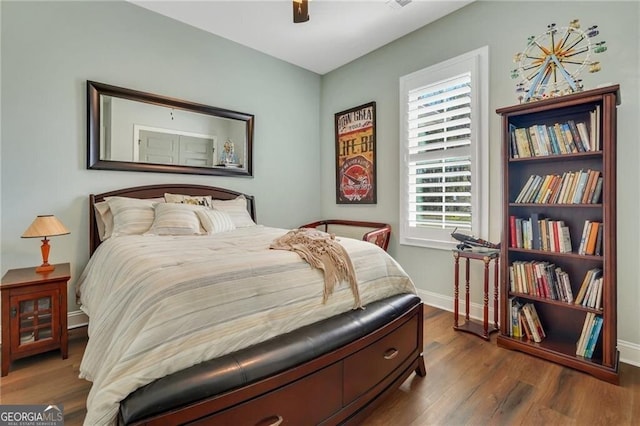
[335,102,376,204]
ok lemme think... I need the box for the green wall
[320,1,640,362]
[1,1,321,308]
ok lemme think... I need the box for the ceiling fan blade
[293,0,309,23]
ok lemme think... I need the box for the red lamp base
[36,263,55,273]
[36,237,55,274]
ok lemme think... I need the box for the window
[399,47,489,249]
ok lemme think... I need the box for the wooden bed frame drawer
[342,314,419,404]
[189,362,343,426]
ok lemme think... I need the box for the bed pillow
[211,195,256,228]
[145,203,204,236]
[96,197,165,240]
[164,193,213,208]
[94,201,113,241]
[105,197,157,237]
[196,209,236,234]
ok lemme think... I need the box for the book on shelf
[515,170,601,205]
[530,213,542,250]
[557,172,573,203]
[576,312,596,356]
[528,126,542,156]
[522,303,545,343]
[588,277,603,309]
[553,123,569,153]
[509,215,571,253]
[515,175,536,203]
[513,127,532,158]
[539,219,548,251]
[591,177,603,204]
[510,261,573,302]
[509,215,517,248]
[568,120,589,152]
[560,224,572,253]
[537,125,553,155]
[590,105,601,151]
[575,268,602,306]
[577,313,603,358]
[519,309,533,341]
[576,121,591,151]
[578,221,591,255]
[509,119,596,159]
[509,297,522,338]
[594,224,604,256]
[549,221,559,252]
[585,222,601,255]
[581,170,600,204]
[561,123,578,153]
[578,221,602,255]
[585,316,604,359]
[594,276,604,309]
[547,124,564,154]
[571,170,589,204]
[556,267,574,303]
[547,220,570,253]
[509,124,519,158]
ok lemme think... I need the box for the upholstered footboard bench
[119,293,425,425]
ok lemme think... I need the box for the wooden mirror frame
[87,81,254,177]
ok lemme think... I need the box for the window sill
[399,237,458,251]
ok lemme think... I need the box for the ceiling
[130,0,474,75]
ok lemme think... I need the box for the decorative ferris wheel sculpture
[511,19,607,102]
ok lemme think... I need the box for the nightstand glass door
[11,289,60,354]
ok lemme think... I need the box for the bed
[78,184,426,425]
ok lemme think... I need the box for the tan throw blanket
[270,228,362,308]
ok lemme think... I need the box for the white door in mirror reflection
[136,129,215,167]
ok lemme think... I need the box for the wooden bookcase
[496,85,620,384]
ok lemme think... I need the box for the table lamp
[21,215,70,273]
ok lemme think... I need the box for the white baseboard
[68,310,89,329]
[618,340,640,367]
[416,289,640,367]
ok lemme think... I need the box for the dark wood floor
[1,305,638,425]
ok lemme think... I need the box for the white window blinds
[407,73,472,231]
[399,46,488,249]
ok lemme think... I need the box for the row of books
[509,299,546,343]
[578,220,603,256]
[514,169,603,205]
[576,313,603,358]
[575,268,604,309]
[509,261,574,303]
[509,214,571,253]
[510,119,595,159]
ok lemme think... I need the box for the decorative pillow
[211,195,256,228]
[196,209,236,234]
[164,193,213,208]
[105,197,158,237]
[145,203,204,236]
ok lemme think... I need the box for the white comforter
[77,226,416,425]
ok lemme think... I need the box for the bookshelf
[496,85,620,384]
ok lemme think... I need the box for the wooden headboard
[89,184,256,256]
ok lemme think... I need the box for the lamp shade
[22,215,70,238]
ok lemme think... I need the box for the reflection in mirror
[87,81,254,176]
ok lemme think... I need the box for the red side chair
[299,220,391,251]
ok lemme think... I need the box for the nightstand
[1,263,70,376]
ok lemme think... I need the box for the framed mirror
[87,81,254,176]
